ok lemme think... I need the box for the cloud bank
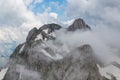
[66,0,120,29]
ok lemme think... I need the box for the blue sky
[32,0,66,13]
[28,0,68,20]
[0,0,120,67]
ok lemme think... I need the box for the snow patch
[98,64,120,80]
[0,67,8,80]
[48,32,56,38]
[19,44,25,53]
[54,53,63,60]
[35,33,43,41]
[43,28,49,34]
[41,49,63,60]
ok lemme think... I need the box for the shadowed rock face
[3,18,116,80]
[68,18,91,31]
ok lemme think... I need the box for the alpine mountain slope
[2,18,119,80]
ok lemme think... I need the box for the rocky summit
[3,18,117,80]
[67,18,91,31]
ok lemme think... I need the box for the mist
[53,27,120,65]
[16,65,41,80]
[28,25,120,65]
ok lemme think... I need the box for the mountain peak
[3,18,117,80]
[25,23,62,45]
[68,18,91,31]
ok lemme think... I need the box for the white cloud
[63,19,74,26]
[24,0,33,6]
[55,28,120,65]
[0,0,39,26]
[66,0,96,17]
[50,12,58,19]
[66,0,120,29]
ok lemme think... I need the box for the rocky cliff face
[3,18,116,80]
[67,18,91,31]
